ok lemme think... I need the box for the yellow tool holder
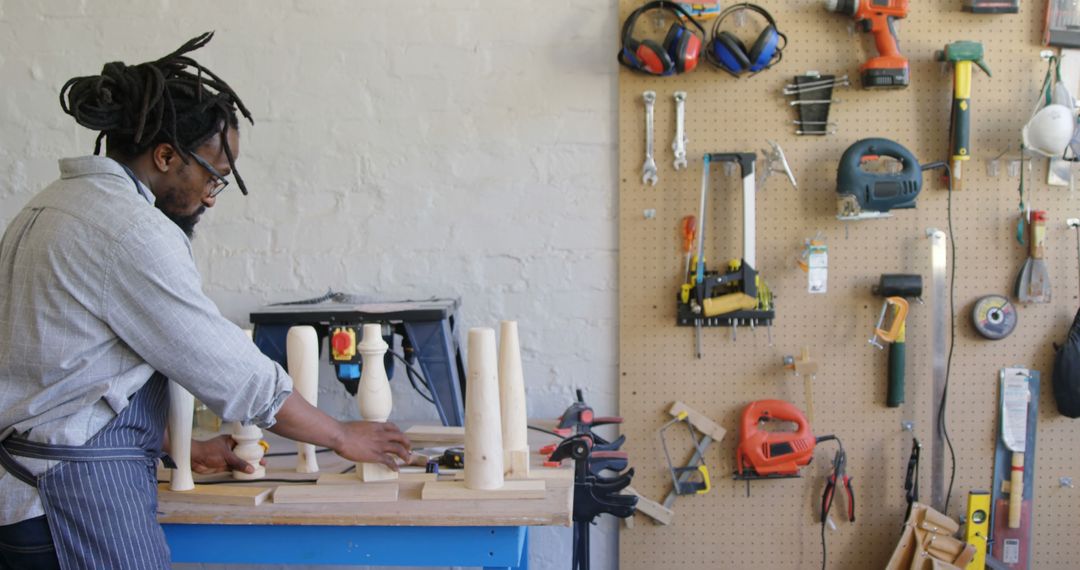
[617,0,1080,567]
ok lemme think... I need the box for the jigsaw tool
[835,138,928,221]
[734,400,839,496]
[824,0,910,88]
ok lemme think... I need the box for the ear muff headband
[706,3,787,75]
[619,1,707,75]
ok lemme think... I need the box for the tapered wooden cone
[357,323,396,481]
[288,326,320,473]
[167,381,195,491]
[465,327,504,490]
[498,321,530,478]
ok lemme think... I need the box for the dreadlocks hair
[59,32,254,195]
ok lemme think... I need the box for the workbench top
[157,424,574,528]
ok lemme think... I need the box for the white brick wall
[0,1,620,569]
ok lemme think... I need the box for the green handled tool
[872,274,923,407]
[936,41,991,191]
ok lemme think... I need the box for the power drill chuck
[824,0,857,15]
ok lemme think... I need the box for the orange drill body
[827,0,910,88]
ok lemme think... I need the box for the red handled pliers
[821,448,855,523]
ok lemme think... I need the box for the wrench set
[641,90,690,186]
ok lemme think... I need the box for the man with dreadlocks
[0,33,411,569]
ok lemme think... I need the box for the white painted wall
[0,1,620,568]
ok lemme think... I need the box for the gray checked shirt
[0,156,293,524]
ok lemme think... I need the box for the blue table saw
[249,298,466,426]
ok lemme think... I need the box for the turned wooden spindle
[288,326,320,473]
[167,380,195,491]
[357,323,396,481]
[230,328,267,480]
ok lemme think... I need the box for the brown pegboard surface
[617,1,1080,569]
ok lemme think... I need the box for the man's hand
[333,421,411,471]
[267,392,412,471]
[190,434,262,475]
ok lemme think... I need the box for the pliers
[821,448,855,523]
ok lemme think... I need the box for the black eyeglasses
[186,150,230,198]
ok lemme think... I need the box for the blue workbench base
[164,524,528,569]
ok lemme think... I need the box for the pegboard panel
[617,1,1080,569]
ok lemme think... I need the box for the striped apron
[0,373,171,569]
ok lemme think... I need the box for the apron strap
[0,429,39,486]
[0,428,155,488]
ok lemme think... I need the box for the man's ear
[151,143,178,173]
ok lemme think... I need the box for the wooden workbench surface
[157,425,573,528]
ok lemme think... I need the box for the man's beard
[160,205,205,239]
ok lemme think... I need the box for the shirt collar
[58,156,157,206]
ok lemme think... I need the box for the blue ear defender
[705,3,787,76]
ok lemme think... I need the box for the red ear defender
[618,1,706,76]
[634,39,674,75]
[682,32,702,73]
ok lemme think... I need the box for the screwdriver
[681,215,696,282]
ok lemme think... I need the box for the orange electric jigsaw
[734,400,839,493]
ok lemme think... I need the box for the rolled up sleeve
[103,218,292,428]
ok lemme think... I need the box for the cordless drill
[824,0,910,89]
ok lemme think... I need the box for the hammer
[936,41,991,191]
[873,274,923,408]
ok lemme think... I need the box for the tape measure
[972,295,1017,340]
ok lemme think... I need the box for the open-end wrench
[672,91,688,170]
[642,91,658,186]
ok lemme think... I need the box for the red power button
[331,329,356,361]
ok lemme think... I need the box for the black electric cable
[262,447,334,458]
[920,161,959,515]
[388,350,435,404]
[158,477,311,485]
[937,159,963,511]
[942,164,958,514]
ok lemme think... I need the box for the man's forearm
[267,391,345,451]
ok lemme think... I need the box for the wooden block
[529,466,575,480]
[361,461,399,482]
[405,425,465,444]
[318,472,436,484]
[421,479,546,500]
[159,467,320,484]
[273,482,399,504]
[157,483,271,507]
[668,401,726,442]
[623,486,674,526]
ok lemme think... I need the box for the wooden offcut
[667,401,725,442]
[421,479,546,500]
[156,483,271,506]
[404,425,465,444]
[273,482,399,504]
[623,486,674,526]
[318,471,437,484]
